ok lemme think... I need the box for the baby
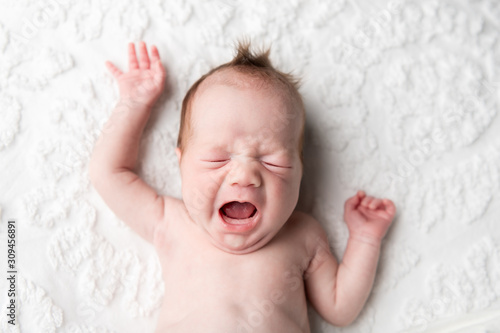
[89,41,396,332]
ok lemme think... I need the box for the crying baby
[89,41,396,332]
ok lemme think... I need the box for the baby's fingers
[138,41,150,69]
[128,43,139,71]
[151,46,166,77]
[150,44,160,63]
[374,209,393,222]
[382,199,396,215]
[361,196,377,208]
[105,61,123,78]
[344,192,362,213]
[369,198,382,209]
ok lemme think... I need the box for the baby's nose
[228,160,262,188]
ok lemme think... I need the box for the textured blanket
[1,0,499,332]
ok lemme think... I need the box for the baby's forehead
[188,68,304,143]
[195,68,299,118]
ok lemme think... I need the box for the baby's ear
[175,147,182,164]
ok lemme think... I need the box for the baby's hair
[177,40,305,160]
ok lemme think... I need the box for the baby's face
[176,74,303,254]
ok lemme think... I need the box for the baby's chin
[210,233,269,255]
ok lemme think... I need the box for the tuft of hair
[225,40,301,89]
[177,39,305,160]
[231,40,273,68]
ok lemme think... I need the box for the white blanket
[1,0,499,332]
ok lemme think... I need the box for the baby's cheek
[268,179,291,207]
[202,179,220,203]
[191,173,222,207]
[278,176,301,207]
[183,186,207,220]
[271,181,286,197]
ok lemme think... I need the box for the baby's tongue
[222,202,255,219]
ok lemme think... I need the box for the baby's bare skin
[89,42,396,332]
[154,206,315,332]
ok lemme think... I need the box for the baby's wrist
[348,232,384,248]
[115,98,153,114]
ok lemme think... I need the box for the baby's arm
[305,191,396,326]
[89,42,171,243]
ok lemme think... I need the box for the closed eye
[263,161,291,169]
[201,159,230,168]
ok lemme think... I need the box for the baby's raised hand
[344,191,396,243]
[105,41,166,108]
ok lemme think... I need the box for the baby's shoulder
[153,197,187,242]
[287,210,325,232]
[274,211,331,269]
[281,210,328,244]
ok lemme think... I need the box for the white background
[0,0,499,332]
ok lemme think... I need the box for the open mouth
[219,201,257,224]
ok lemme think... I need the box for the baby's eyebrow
[260,147,295,158]
[200,146,231,156]
[206,145,230,152]
[200,140,295,157]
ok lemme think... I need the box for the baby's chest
[157,239,309,310]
